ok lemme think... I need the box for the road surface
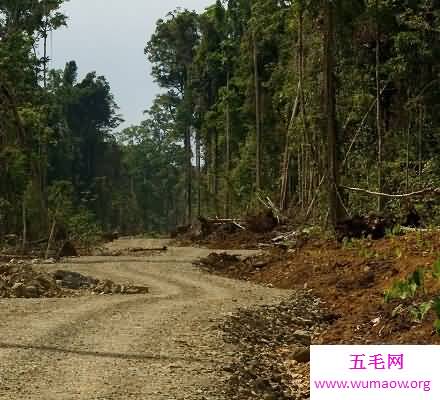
[0,239,291,399]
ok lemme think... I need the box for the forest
[1,0,440,243]
[2,2,440,398]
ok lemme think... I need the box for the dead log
[128,246,167,252]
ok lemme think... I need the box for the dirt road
[0,239,291,399]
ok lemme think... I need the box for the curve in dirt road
[0,239,292,400]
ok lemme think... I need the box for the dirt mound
[195,252,242,272]
[221,291,335,400]
[0,263,149,298]
[195,249,286,279]
[0,263,62,298]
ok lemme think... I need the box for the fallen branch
[232,222,246,231]
[341,185,440,198]
[205,218,244,224]
[271,231,298,243]
[129,246,168,253]
[0,254,35,260]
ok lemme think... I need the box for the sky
[48,0,212,130]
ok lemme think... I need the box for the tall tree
[145,9,199,224]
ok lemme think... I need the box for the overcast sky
[48,0,212,130]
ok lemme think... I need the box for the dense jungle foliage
[1,0,440,242]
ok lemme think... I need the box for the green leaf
[384,280,416,302]
[432,260,440,279]
[418,302,433,321]
[409,268,424,288]
[433,297,440,319]
[434,319,440,336]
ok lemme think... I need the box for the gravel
[219,290,335,400]
[0,239,292,400]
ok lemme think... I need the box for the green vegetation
[2,1,440,242]
[385,261,440,334]
[384,268,425,303]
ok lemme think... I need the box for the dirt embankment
[196,231,440,345]
[191,230,440,399]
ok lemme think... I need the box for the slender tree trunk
[45,218,56,259]
[376,0,383,212]
[297,148,301,205]
[280,81,300,210]
[324,0,343,228]
[253,34,261,191]
[418,105,424,186]
[184,68,193,224]
[405,115,411,192]
[299,7,310,208]
[185,126,192,224]
[22,197,27,253]
[214,128,219,216]
[225,71,231,217]
[196,127,201,218]
[43,9,48,89]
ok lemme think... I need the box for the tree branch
[341,185,440,198]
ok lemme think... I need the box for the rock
[0,263,149,299]
[220,290,330,400]
[293,330,311,345]
[94,279,113,294]
[52,270,98,290]
[290,346,310,363]
[123,285,149,295]
[22,285,39,298]
[254,261,268,269]
[11,282,25,297]
[111,284,122,294]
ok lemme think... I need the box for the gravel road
[0,239,292,399]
